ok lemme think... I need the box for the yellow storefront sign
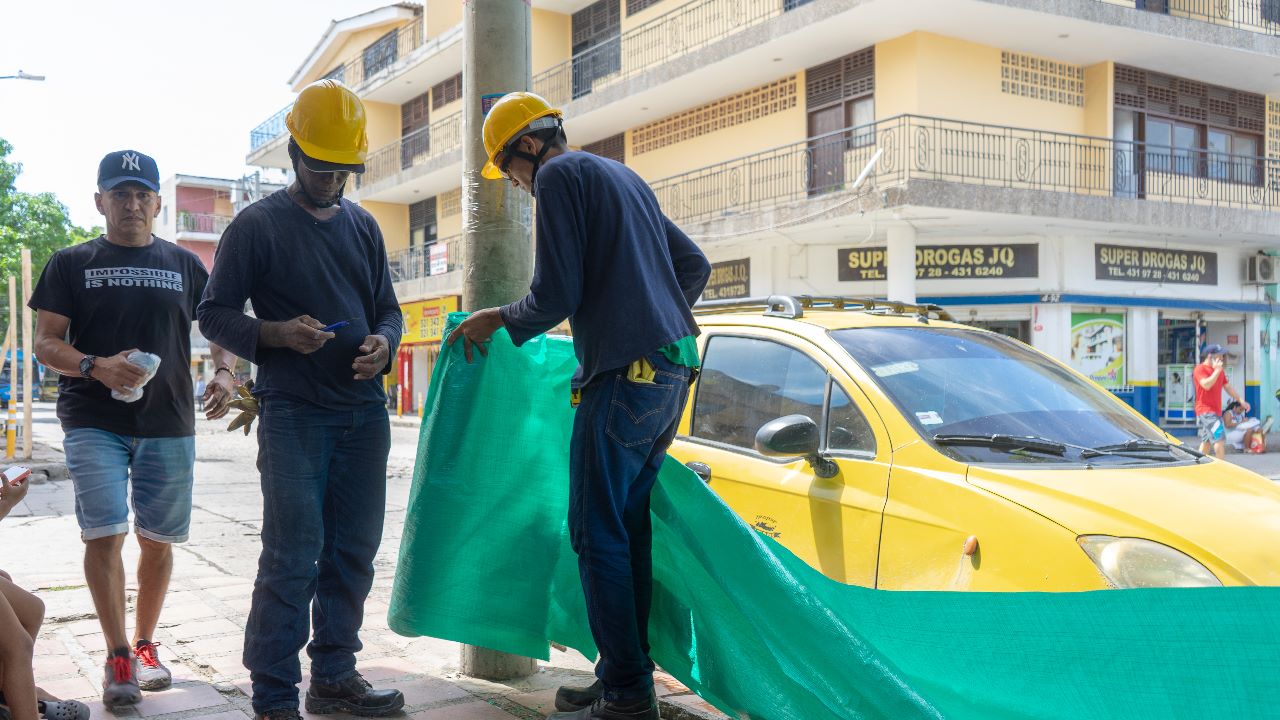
[401,296,460,346]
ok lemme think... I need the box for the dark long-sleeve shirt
[499,151,711,387]
[196,190,402,409]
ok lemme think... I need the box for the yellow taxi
[667,295,1280,590]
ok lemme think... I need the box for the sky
[0,0,393,229]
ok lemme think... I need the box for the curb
[658,695,727,719]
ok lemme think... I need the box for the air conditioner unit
[1247,256,1276,284]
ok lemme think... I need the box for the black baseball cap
[98,150,160,192]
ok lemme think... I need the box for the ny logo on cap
[121,153,141,172]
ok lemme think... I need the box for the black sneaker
[255,710,302,720]
[555,679,604,711]
[305,674,404,717]
[548,695,658,720]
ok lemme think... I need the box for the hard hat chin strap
[508,139,557,197]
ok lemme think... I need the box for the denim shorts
[63,428,196,543]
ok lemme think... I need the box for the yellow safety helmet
[481,92,563,180]
[286,79,368,172]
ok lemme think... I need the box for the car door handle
[686,461,712,484]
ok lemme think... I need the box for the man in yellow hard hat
[450,92,711,720]
[197,79,405,720]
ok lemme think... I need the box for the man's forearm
[209,343,237,375]
[35,336,89,377]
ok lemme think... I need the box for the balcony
[651,114,1279,238]
[389,235,465,301]
[353,113,462,200]
[176,212,233,237]
[1101,0,1280,36]
[250,105,290,152]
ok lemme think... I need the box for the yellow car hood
[967,460,1280,585]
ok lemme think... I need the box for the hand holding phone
[2,466,30,487]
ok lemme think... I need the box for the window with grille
[1114,65,1264,134]
[322,65,345,82]
[633,77,798,155]
[572,0,621,99]
[805,47,874,111]
[409,197,437,248]
[432,74,462,110]
[400,92,431,170]
[439,188,462,217]
[583,134,625,163]
[626,0,662,15]
[1000,51,1084,107]
[363,29,399,79]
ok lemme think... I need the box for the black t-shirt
[29,236,209,437]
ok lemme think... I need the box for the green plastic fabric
[658,335,701,368]
[389,313,1280,720]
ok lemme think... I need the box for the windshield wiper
[933,433,1066,456]
[1081,439,1205,460]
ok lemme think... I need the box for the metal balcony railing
[534,0,785,106]
[389,235,464,283]
[649,114,1279,225]
[250,105,290,151]
[178,212,234,234]
[1105,0,1280,35]
[356,113,463,191]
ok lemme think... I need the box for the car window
[826,381,875,457]
[692,335,827,450]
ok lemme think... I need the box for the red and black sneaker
[101,651,141,708]
[135,640,173,691]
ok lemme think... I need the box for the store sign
[401,296,460,346]
[429,243,448,276]
[1070,312,1126,389]
[838,244,1038,281]
[1094,244,1217,285]
[702,258,750,300]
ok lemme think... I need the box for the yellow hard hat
[286,79,368,172]
[481,92,563,179]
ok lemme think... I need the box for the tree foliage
[0,137,99,330]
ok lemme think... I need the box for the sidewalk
[4,404,725,720]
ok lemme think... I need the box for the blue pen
[321,318,357,332]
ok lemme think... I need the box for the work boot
[555,679,604,711]
[101,650,142,708]
[135,640,172,691]
[548,695,658,720]
[305,674,404,717]
[254,710,302,720]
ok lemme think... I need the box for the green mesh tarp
[389,313,1280,720]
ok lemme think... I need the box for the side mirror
[755,415,838,479]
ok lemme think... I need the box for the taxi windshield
[830,326,1175,464]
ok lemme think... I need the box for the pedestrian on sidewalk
[1194,344,1248,459]
[196,80,404,720]
[449,92,711,720]
[28,150,238,710]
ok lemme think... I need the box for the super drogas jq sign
[1094,244,1217,286]
[838,244,1038,282]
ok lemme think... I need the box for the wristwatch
[79,354,97,379]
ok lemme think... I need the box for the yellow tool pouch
[626,357,657,384]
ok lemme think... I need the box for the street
[3,402,721,720]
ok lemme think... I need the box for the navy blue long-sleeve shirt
[498,151,711,387]
[196,190,402,408]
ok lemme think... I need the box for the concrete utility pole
[458,0,538,681]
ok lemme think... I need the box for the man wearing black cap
[198,80,403,720]
[30,150,238,709]
[1193,343,1248,459]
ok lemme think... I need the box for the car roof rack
[694,295,954,322]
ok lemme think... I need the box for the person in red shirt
[1193,344,1248,458]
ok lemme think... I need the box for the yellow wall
[213,196,233,216]
[533,9,572,75]
[434,97,462,121]
[427,0,463,39]
[625,79,806,182]
[439,207,463,238]
[362,201,410,253]
[874,32,1087,135]
[364,100,401,153]
[622,0,681,29]
[1083,61,1113,138]
[302,22,410,86]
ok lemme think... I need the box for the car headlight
[1077,535,1221,588]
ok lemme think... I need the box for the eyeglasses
[497,151,514,181]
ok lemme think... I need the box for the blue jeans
[569,351,691,703]
[63,429,195,543]
[243,398,391,714]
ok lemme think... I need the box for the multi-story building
[247,0,1280,425]
[156,173,284,381]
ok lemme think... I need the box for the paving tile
[399,676,473,707]
[34,653,84,677]
[178,634,245,657]
[410,701,518,720]
[206,584,255,600]
[135,684,230,717]
[358,656,422,683]
[662,693,725,717]
[80,699,122,720]
[37,674,99,700]
[160,602,222,623]
[186,711,251,720]
[507,688,557,717]
[171,618,242,638]
[199,652,248,679]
